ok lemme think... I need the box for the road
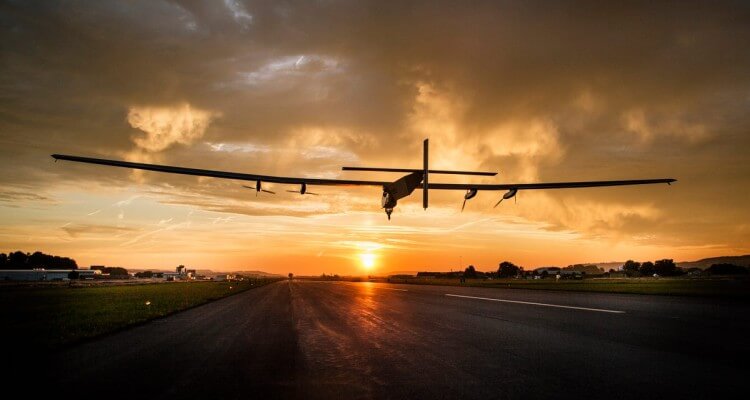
[41,281,749,399]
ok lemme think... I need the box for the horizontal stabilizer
[342,167,496,176]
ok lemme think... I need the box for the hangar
[0,269,99,281]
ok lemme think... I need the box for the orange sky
[1,2,749,274]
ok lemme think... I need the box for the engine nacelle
[494,188,518,207]
[503,188,517,200]
[461,188,478,212]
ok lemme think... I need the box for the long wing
[51,154,389,187]
[51,154,675,190]
[425,179,675,190]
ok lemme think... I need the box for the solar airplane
[52,139,675,220]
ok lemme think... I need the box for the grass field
[385,277,750,298]
[0,279,278,350]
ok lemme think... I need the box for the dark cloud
[0,189,53,204]
[1,0,749,250]
[61,223,138,238]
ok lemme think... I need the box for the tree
[653,259,680,276]
[8,251,28,268]
[498,261,521,278]
[622,260,641,277]
[706,263,748,275]
[288,273,294,280]
[1,250,77,269]
[28,251,47,268]
[0,253,7,269]
[135,271,154,278]
[464,265,478,279]
[640,261,655,276]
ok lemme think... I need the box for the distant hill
[128,268,178,273]
[383,271,420,276]
[126,268,282,277]
[190,269,283,278]
[231,270,283,277]
[581,255,750,271]
[563,264,604,274]
[676,255,750,270]
[589,262,626,272]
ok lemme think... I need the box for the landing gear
[385,208,393,220]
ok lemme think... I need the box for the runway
[44,281,750,399]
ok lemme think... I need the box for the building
[559,270,584,279]
[162,265,196,281]
[0,269,99,281]
[533,267,561,276]
[162,272,182,280]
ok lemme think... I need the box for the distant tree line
[409,258,750,280]
[135,270,153,278]
[417,262,526,280]
[318,273,341,281]
[134,271,165,278]
[705,263,749,275]
[498,261,522,277]
[622,259,750,276]
[0,251,77,270]
[416,271,465,279]
[416,262,603,280]
[621,259,681,277]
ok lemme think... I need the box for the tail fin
[423,138,429,210]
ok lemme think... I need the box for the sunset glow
[360,253,376,271]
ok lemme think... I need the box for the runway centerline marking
[445,294,625,314]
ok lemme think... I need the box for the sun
[359,253,376,270]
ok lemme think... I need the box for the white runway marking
[445,294,625,314]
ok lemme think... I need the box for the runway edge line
[444,294,625,314]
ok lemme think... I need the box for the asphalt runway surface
[39,281,750,399]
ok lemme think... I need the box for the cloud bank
[1,1,749,270]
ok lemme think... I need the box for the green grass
[0,280,277,349]
[385,277,750,298]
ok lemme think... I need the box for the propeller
[286,190,319,195]
[461,189,478,212]
[242,181,275,196]
[494,189,518,207]
[286,183,318,195]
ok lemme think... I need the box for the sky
[1,1,749,275]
